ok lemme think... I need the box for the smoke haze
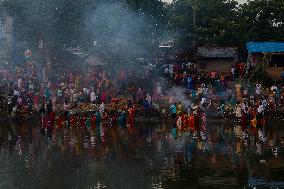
[85,2,158,66]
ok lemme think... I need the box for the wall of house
[251,53,284,67]
[197,59,235,73]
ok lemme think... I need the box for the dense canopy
[1,0,283,62]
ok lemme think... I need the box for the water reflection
[0,121,283,189]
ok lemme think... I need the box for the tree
[237,0,284,42]
[167,0,284,52]
[2,0,167,65]
[168,0,239,47]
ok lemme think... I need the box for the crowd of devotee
[1,50,284,137]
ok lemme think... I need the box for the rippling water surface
[0,121,283,189]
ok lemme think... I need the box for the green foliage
[168,0,239,47]
[168,0,284,52]
[2,0,284,63]
[238,0,284,42]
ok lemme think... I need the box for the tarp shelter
[246,42,284,53]
[247,42,284,68]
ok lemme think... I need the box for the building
[0,3,13,65]
[158,45,176,63]
[247,42,284,78]
[197,46,238,72]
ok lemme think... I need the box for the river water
[0,120,283,189]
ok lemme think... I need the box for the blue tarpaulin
[246,42,284,53]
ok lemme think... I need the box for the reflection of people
[235,104,242,118]
[170,103,177,119]
[171,123,177,139]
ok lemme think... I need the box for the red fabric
[189,114,195,130]
[70,115,76,128]
[101,91,106,103]
[184,115,190,130]
[57,116,64,129]
[127,108,135,126]
[91,115,96,129]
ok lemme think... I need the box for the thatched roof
[198,47,237,58]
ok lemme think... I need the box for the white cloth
[256,84,261,95]
[241,103,248,113]
[262,100,268,107]
[271,86,277,91]
[99,102,105,114]
[257,105,264,114]
[90,92,96,102]
[13,90,19,96]
[200,98,206,105]
[231,67,235,75]
[164,67,169,74]
[193,105,198,115]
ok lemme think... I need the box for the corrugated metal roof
[197,47,237,58]
[247,42,284,53]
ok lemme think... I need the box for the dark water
[0,120,284,189]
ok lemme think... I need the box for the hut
[197,46,238,72]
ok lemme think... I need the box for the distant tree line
[1,0,284,63]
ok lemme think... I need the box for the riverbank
[2,113,284,129]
